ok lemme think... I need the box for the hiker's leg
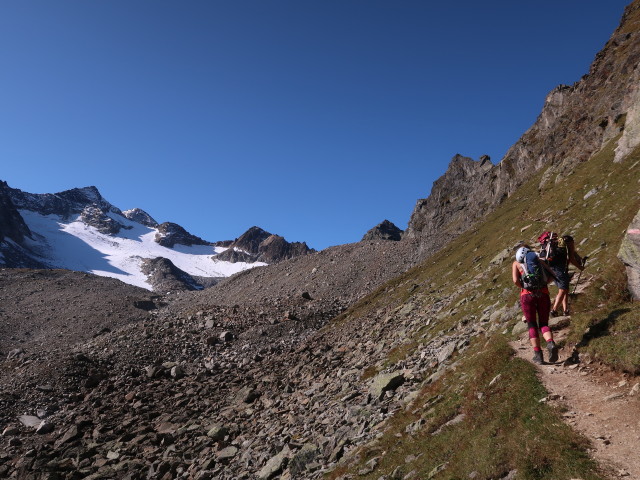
[521,294,541,349]
[552,289,563,312]
[538,294,553,342]
[560,288,569,313]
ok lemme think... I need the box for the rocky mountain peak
[7,183,120,219]
[362,219,403,242]
[122,208,158,227]
[216,226,314,264]
[405,154,493,252]
[231,226,272,253]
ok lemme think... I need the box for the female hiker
[512,245,559,364]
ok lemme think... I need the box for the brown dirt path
[510,318,640,479]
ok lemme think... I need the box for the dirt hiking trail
[510,316,640,480]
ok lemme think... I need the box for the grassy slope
[328,139,640,480]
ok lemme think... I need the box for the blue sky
[0,1,631,250]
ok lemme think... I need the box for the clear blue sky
[0,1,631,250]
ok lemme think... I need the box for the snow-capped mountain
[0,181,311,291]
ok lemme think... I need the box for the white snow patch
[19,210,264,290]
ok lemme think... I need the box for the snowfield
[19,210,265,290]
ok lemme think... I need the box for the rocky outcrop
[619,208,640,300]
[216,226,314,264]
[80,205,127,235]
[0,181,31,244]
[122,208,158,227]
[405,154,492,253]
[257,234,313,263]
[155,222,213,248]
[406,1,640,253]
[140,257,205,292]
[362,220,403,242]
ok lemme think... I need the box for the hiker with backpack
[538,232,584,316]
[512,244,559,364]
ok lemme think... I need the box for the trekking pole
[571,256,589,295]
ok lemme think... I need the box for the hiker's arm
[569,252,584,270]
[512,262,523,288]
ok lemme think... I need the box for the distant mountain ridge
[0,182,311,291]
[215,226,314,264]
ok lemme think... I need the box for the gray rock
[512,319,528,336]
[2,426,19,436]
[55,425,80,447]
[437,343,456,364]
[289,444,319,476]
[234,386,260,404]
[220,331,234,342]
[618,208,640,300]
[18,415,41,428]
[36,421,55,434]
[216,446,238,464]
[358,457,379,475]
[206,424,228,442]
[370,372,405,399]
[257,445,290,480]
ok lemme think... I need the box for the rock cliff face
[619,208,640,300]
[0,181,31,244]
[406,1,640,251]
[216,226,314,264]
[406,155,492,253]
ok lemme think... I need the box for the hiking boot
[564,309,571,316]
[550,310,558,317]
[547,341,559,363]
[532,350,544,365]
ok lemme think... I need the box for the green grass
[325,138,640,478]
[328,339,604,480]
[574,304,640,374]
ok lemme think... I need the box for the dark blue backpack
[521,251,546,290]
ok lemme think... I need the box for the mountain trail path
[510,316,640,480]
